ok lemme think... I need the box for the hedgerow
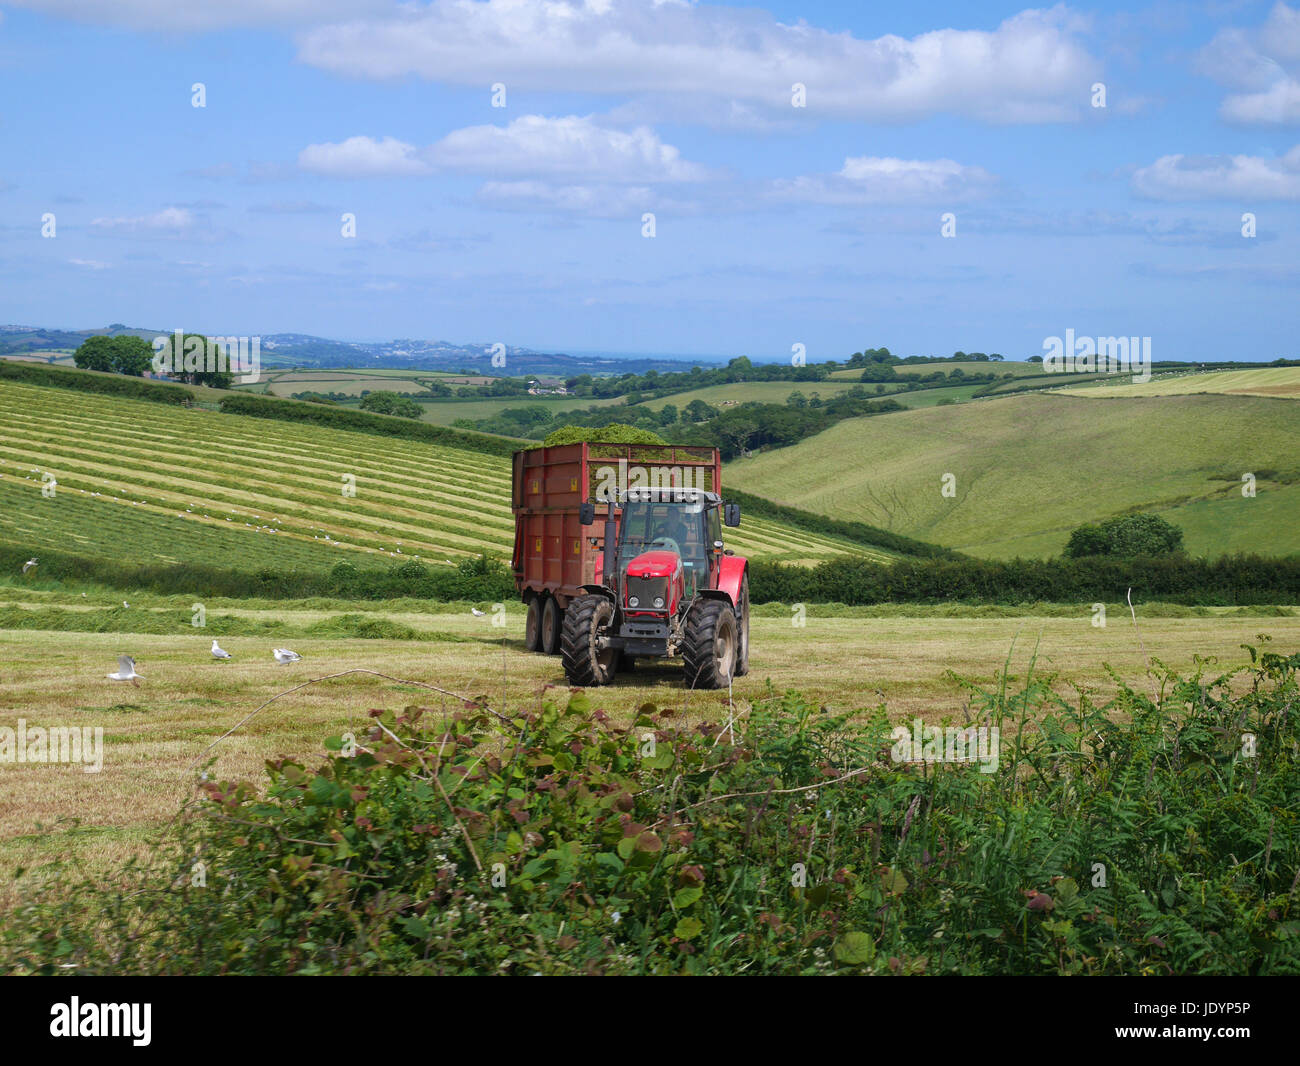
[5,647,1298,974]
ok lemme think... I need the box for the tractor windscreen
[619,501,708,594]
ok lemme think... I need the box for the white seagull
[211,639,232,660]
[22,558,37,574]
[470,608,486,617]
[107,654,143,686]
[273,648,302,665]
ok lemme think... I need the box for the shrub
[1065,513,1185,558]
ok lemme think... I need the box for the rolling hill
[0,381,906,571]
[723,392,1300,559]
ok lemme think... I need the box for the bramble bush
[5,646,1298,975]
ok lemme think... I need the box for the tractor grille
[625,574,667,610]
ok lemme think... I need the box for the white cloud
[298,2,1101,124]
[1197,3,1300,124]
[1131,145,1300,200]
[475,181,690,218]
[429,115,710,182]
[69,258,111,270]
[90,206,195,232]
[298,135,431,177]
[299,116,710,194]
[773,156,1001,205]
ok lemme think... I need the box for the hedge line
[749,553,1300,606]
[0,359,195,404]
[725,489,958,560]
[217,392,520,458]
[0,547,515,602]
[7,545,1298,607]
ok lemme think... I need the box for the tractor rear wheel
[561,595,619,686]
[541,596,563,655]
[524,596,542,652]
[734,573,751,677]
[683,598,738,690]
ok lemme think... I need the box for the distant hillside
[0,324,714,377]
[0,380,927,572]
[724,392,1300,560]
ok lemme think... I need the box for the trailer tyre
[541,596,563,655]
[562,595,619,687]
[683,599,738,690]
[524,596,543,652]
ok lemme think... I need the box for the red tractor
[512,443,750,689]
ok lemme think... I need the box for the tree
[360,391,422,419]
[73,334,154,376]
[658,403,678,426]
[1064,513,1185,558]
[73,335,117,373]
[786,390,807,408]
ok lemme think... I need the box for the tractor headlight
[653,596,665,608]
[628,596,640,607]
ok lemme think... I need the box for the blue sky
[1,0,1298,362]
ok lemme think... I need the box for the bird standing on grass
[107,655,143,686]
[273,648,302,665]
[471,608,486,617]
[211,639,232,660]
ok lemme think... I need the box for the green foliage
[359,391,423,419]
[7,650,1299,975]
[747,553,1300,606]
[1065,513,1186,559]
[217,392,517,458]
[0,358,195,403]
[542,424,667,446]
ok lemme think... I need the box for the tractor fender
[578,583,616,603]
[711,556,748,611]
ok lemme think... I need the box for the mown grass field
[251,368,490,398]
[3,596,1294,906]
[724,391,1300,559]
[1058,366,1300,400]
[0,380,884,566]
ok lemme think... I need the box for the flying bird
[211,639,231,660]
[107,654,143,686]
[273,648,302,665]
[471,608,486,617]
[21,558,37,574]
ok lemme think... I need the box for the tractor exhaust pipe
[603,514,618,592]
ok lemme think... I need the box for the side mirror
[723,502,741,527]
[579,502,595,526]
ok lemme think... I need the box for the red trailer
[511,442,749,688]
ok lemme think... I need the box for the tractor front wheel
[683,599,738,690]
[561,595,619,686]
[734,573,751,677]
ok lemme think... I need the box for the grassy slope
[0,381,894,568]
[1057,366,1300,400]
[723,392,1300,559]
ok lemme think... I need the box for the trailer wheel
[683,599,737,690]
[561,595,619,686]
[541,596,564,655]
[524,596,543,652]
[734,573,751,677]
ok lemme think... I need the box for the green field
[3,594,1293,897]
[0,381,886,567]
[724,392,1300,559]
[1058,366,1300,400]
